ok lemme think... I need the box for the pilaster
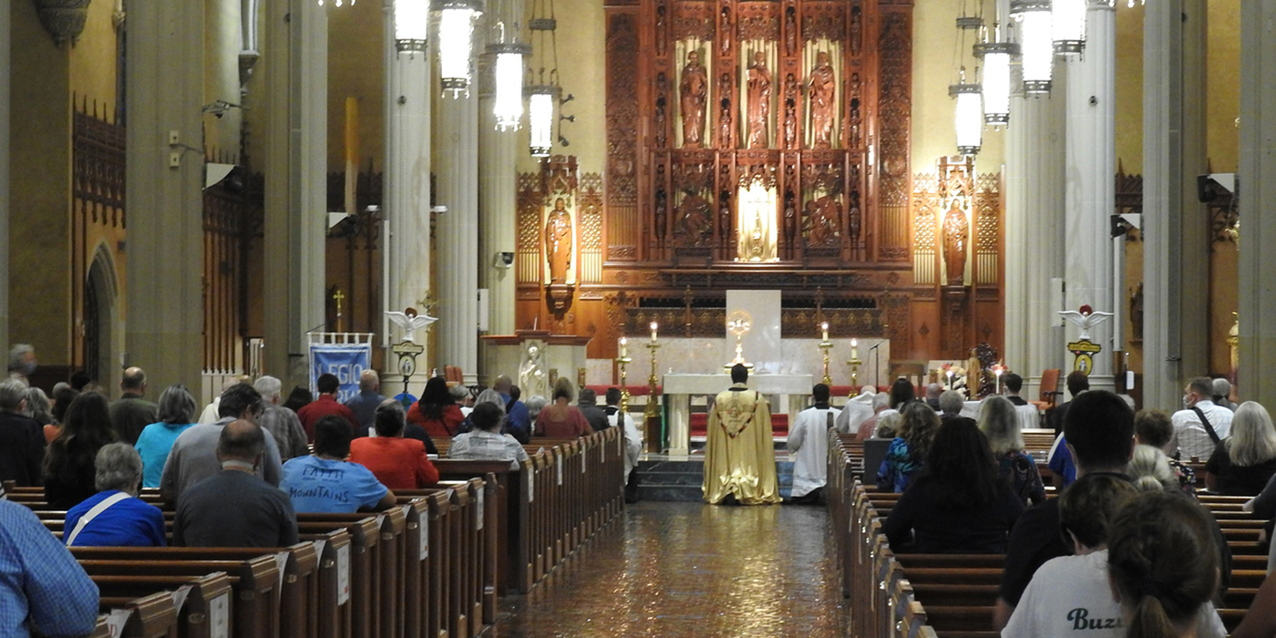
[0,0,10,348]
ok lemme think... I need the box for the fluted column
[382,2,433,395]
[434,56,481,385]
[1238,0,1276,408]
[0,0,9,349]
[124,1,205,390]
[1061,0,1116,388]
[263,0,327,388]
[478,54,519,345]
[1143,0,1207,409]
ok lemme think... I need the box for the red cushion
[690,412,788,437]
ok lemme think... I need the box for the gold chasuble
[703,384,782,504]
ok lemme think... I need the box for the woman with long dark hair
[876,401,940,492]
[881,417,1024,553]
[407,377,465,438]
[44,392,118,509]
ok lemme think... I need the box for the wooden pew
[94,572,231,638]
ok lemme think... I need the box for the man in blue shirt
[0,499,99,637]
[343,370,386,433]
[282,416,395,514]
[494,375,530,443]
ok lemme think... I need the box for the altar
[663,373,813,455]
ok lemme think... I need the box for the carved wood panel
[606,11,640,261]
[875,10,912,262]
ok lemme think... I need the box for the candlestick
[818,339,833,385]
[851,338,859,360]
[615,348,632,418]
[821,321,829,342]
[618,337,628,359]
[650,321,658,342]
[644,341,662,451]
[946,369,955,389]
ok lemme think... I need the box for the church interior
[3,0,1276,635]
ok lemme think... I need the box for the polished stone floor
[492,501,847,637]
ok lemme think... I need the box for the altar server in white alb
[787,383,841,504]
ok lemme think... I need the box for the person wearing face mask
[1172,377,1234,462]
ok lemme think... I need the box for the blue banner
[310,343,372,404]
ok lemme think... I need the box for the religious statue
[805,196,841,247]
[746,51,771,149]
[942,198,968,285]
[545,197,573,283]
[783,73,799,149]
[848,191,862,242]
[703,364,781,505]
[785,7,797,55]
[519,342,549,400]
[807,51,836,149]
[680,51,708,148]
[654,73,668,149]
[676,191,712,246]
[719,72,735,148]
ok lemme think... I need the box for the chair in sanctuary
[889,360,927,390]
[1029,368,1063,414]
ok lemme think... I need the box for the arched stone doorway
[84,244,121,390]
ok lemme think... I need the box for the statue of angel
[1058,305,1113,341]
[386,308,438,342]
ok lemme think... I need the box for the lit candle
[650,322,658,342]
[946,369,955,388]
[821,322,829,342]
[995,366,1004,393]
[619,337,628,358]
[851,338,859,359]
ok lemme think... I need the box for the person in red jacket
[297,374,358,441]
[407,377,465,439]
[350,400,440,490]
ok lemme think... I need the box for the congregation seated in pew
[173,419,298,548]
[448,402,529,470]
[133,384,199,488]
[161,383,283,504]
[877,400,939,492]
[64,443,165,548]
[281,416,397,514]
[349,400,440,489]
[881,417,1024,554]
[0,498,99,638]
[535,378,594,438]
[978,395,1047,506]
[44,391,116,510]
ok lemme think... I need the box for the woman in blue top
[64,443,166,547]
[877,400,939,492]
[133,384,199,488]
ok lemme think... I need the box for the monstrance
[723,310,755,370]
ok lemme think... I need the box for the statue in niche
[655,188,668,242]
[655,73,668,149]
[719,193,732,244]
[519,343,549,400]
[720,6,732,54]
[746,51,772,149]
[680,51,708,148]
[656,5,667,55]
[783,73,798,149]
[848,191,862,241]
[545,197,573,283]
[807,51,836,149]
[849,73,862,148]
[676,191,712,247]
[942,198,969,286]
[719,72,734,148]
[804,196,841,247]
[783,192,797,248]
[850,6,863,56]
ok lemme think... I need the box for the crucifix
[333,288,346,332]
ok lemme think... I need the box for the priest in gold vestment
[703,364,782,505]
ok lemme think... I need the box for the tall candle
[650,322,658,342]
[946,369,954,388]
[851,338,859,359]
[821,322,829,342]
[619,337,628,358]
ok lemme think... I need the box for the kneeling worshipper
[703,364,781,505]
[281,416,396,514]
[64,443,165,547]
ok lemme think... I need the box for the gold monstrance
[723,310,755,371]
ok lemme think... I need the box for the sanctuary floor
[491,501,847,637]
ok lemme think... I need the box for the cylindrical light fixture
[491,43,529,130]
[435,0,483,96]
[394,0,430,52]
[975,39,1019,126]
[1011,0,1053,95]
[527,85,559,157]
[1052,0,1087,55]
[949,79,983,156]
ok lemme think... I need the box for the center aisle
[491,501,847,637]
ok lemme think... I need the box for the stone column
[1238,0,1276,408]
[263,0,328,388]
[1142,0,1207,408]
[0,0,9,349]
[1061,0,1116,388]
[124,1,205,390]
[434,50,481,385]
[1004,7,1069,399]
[382,1,433,396]
[478,49,520,353]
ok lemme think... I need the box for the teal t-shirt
[280,455,388,514]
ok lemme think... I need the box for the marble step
[634,459,795,502]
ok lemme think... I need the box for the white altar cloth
[663,373,814,455]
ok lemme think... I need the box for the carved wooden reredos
[515,0,1005,364]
